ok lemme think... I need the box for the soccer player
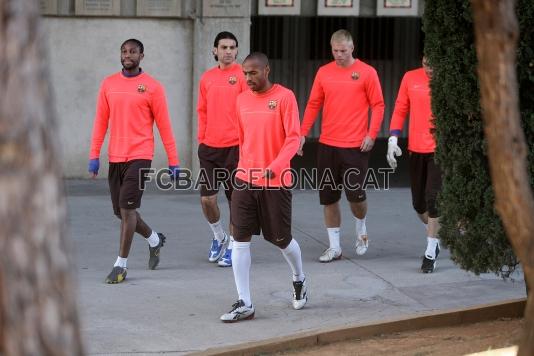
[88,39,179,283]
[386,56,442,273]
[220,52,307,322]
[299,29,385,262]
[197,32,247,267]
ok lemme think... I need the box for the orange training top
[197,63,247,147]
[235,84,300,188]
[89,71,179,165]
[389,67,435,153]
[301,59,385,147]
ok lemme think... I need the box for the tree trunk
[471,1,534,355]
[0,1,85,355]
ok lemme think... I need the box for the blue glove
[168,165,180,179]
[88,159,100,175]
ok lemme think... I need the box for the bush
[423,0,534,276]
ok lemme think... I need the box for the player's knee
[200,195,217,207]
[413,204,427,215]
[120,208,136,221]
[270,237,291,249]
[320,196,341,206]
[427,201,439,218]
[233,235,251,243]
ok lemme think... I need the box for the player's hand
[263,169,275,179]
[386,136,402,169]
[360,135,375,152]
[169,165,180,180]
[88,158,100,179]
[297,136,305,156]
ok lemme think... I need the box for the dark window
[251,16,402,61]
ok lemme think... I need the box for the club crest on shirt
[228,76,237,85]
[137,84,147,93]
[268,100,277,110]
[351,72,360,80]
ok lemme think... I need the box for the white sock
[114,256,127,268]
[232,241,251,306]
[209,220,226,242]
[280,239,305,282]
[425,237,440,259]
[355,216,367,237]
[327,227,341,251]
[146,231,160,247]
[228,235,234,250]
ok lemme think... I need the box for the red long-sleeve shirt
[89,71,179,165]
[197,63,247,147]
[235,84,300,188]
[389,67,435,153]
[301,59,385,147]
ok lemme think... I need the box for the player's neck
[122,67,142,77]
[336,57,355,68]
[254,81,273,94]
[218,62,235,70]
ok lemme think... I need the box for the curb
[192,298,526,356]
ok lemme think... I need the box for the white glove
[386,136,402,169]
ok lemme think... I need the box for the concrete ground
[66,179,526,355]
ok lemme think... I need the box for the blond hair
[330,29,354,45]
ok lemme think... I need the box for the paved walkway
[66,180,526,355]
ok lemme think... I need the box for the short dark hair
[121,38,144,54]
[213,32,238,61]
[243,52,269,67]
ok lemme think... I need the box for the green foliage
[423,0,534,276]
[517,0,534,183]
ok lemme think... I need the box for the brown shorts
[198,143,239,201]
[108,159,152,216]
[409,152,442,218]
[317,143,369,205]
[230,179,292,248]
